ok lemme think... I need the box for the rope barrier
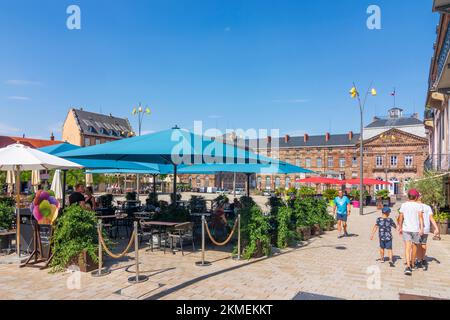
[204,218,238,247]
[98,223,136,259]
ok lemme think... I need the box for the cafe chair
[165,222,195,256]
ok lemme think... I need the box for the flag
[371,88,377,96]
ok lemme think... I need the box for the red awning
[295,177,346,185]
[345,178,391,186]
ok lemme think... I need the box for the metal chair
[165,222,195,255]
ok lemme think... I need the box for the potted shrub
[0,202,14,250]
[349,189,360,208]
[125,191,137,201]
[98,194,113,208]
[435,212,450,235]
[376,190,390,209]
[189,195,207,213]
[50,205,101,273]
[146,192,159,207]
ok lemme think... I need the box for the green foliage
[323,189,339,201]
[297,186,316,198]
[349,189,360,200]
[375,189,390,200]
[239,196,256,209]
[293,197,333,229]
[189,195,207,213]
[146,192,159,207]
[408,172,446,213]
[0,203,14,230]
[170,193,182,203]
[125,191,137,201]
[435,212,450,223]
[213,195,229,207]
[50,205,99,272]
[276,206,295,248]
[161,204,190,223]
[98,194,114,208]
[65,170,86,187]
[239,204,271,259]
[0,196,15,207]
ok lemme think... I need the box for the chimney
[268,136,272,144]
[325,133,330,142]
[22,134,25,138]
[348,131,354,141]
[304,133,309,143]
[50,132,55,141]
[284,135,290,144]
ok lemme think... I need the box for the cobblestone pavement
[1,204,449,300]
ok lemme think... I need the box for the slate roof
[246,133,361,149]
[366,117,423,129]
[72,109,133,138]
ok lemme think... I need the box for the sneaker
[344,231,349,237]
[404,267,412,276]
[389,262,395,268]
[414,260,423,270]
[422,260,428,271]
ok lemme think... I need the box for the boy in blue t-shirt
[371,206,397,267]
[333,190,351,238]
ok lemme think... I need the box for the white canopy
[0,143,83,171]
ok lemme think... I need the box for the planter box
[311,224,322,236]
[438,221,449,235]
[69,250,97,273]
[352,201,360,208]
[297,227,311,241]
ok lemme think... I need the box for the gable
[362,128,428,147]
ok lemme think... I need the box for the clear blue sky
[0,0,439,140]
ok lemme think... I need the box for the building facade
[180,109,428,196]
[62,108,134,147]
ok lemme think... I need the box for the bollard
[237,214,241,260]
[92,220,110,277]
[195,214,211,267]
[128,221,149,284]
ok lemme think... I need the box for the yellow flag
[349,87,358,98]
[132,108,137,115]
[371,88,377,96]
[145,107,151,114]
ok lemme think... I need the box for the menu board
[38,224,52,260]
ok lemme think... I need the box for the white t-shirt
[399,201,423,233]
[422,204,433,234]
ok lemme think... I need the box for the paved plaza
[1,201,450,300]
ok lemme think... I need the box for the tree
[408,171,446,213]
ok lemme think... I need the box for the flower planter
[352,201,360,208]
[297,226,311,241]
[69,250,97,273]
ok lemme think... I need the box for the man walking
[398,189,424,276]
[417,197,440,271]
[333,190,351,238]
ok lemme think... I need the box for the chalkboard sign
[38,224,53,260]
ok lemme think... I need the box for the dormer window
[88,126,97,133]
[100,128,108,135]
[109,129,117,136]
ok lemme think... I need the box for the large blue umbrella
[58,127,277,202]
[39,142,81,155]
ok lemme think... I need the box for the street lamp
[132,103,152,196]
[350,83,377,216]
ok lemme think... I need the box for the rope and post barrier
[128,221,148,284]
[196,214,241,266]
[92,220,111,277]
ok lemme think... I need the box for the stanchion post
[237,214,241,260]
[195,214,211,267]
[92,219,110,277]
[128,221,148,283]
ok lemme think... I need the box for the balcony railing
[425,154,450,172]
[430,20,450,91]
[373,166,418,173]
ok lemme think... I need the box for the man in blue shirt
[333,190,351,238]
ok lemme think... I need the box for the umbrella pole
[173,165,178,205]
[62,170,67,210]
[153,174,157,197]
[15,166,21,257]
[246,173,251,197]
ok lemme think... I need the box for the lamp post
[132,103,151,197]
[350,83,377,216]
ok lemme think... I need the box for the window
[390,155,398,167]
[405,155,414,168]
[95,139,101,145]
[339,158,346,168]
[305,158,312,168]
[352,157,358,166]
[275,177,281,188]
[285,177,291,189]
[265,177,271,189]
[352,172,358,179]
[285,158,290,164]
[327,157,334,168]
[376,156,383,168]
[296,159,301,167]
[84,137,91,146]
[316,158,323,168]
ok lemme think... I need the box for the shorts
[380,239,393,250]
[403,232,421,244]
[419,234,429,245]
[336,214,348,222]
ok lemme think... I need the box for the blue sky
[0,0,438,140]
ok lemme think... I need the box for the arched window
[265,177,271,190]
[285,177,291,189]
[295,177,300,189]
[275,177,281,188]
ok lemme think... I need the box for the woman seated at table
[85,186,96,211]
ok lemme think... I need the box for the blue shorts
[337,214,348,222]
[380,239,393,250]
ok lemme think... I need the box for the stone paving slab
[1,204,449,300]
